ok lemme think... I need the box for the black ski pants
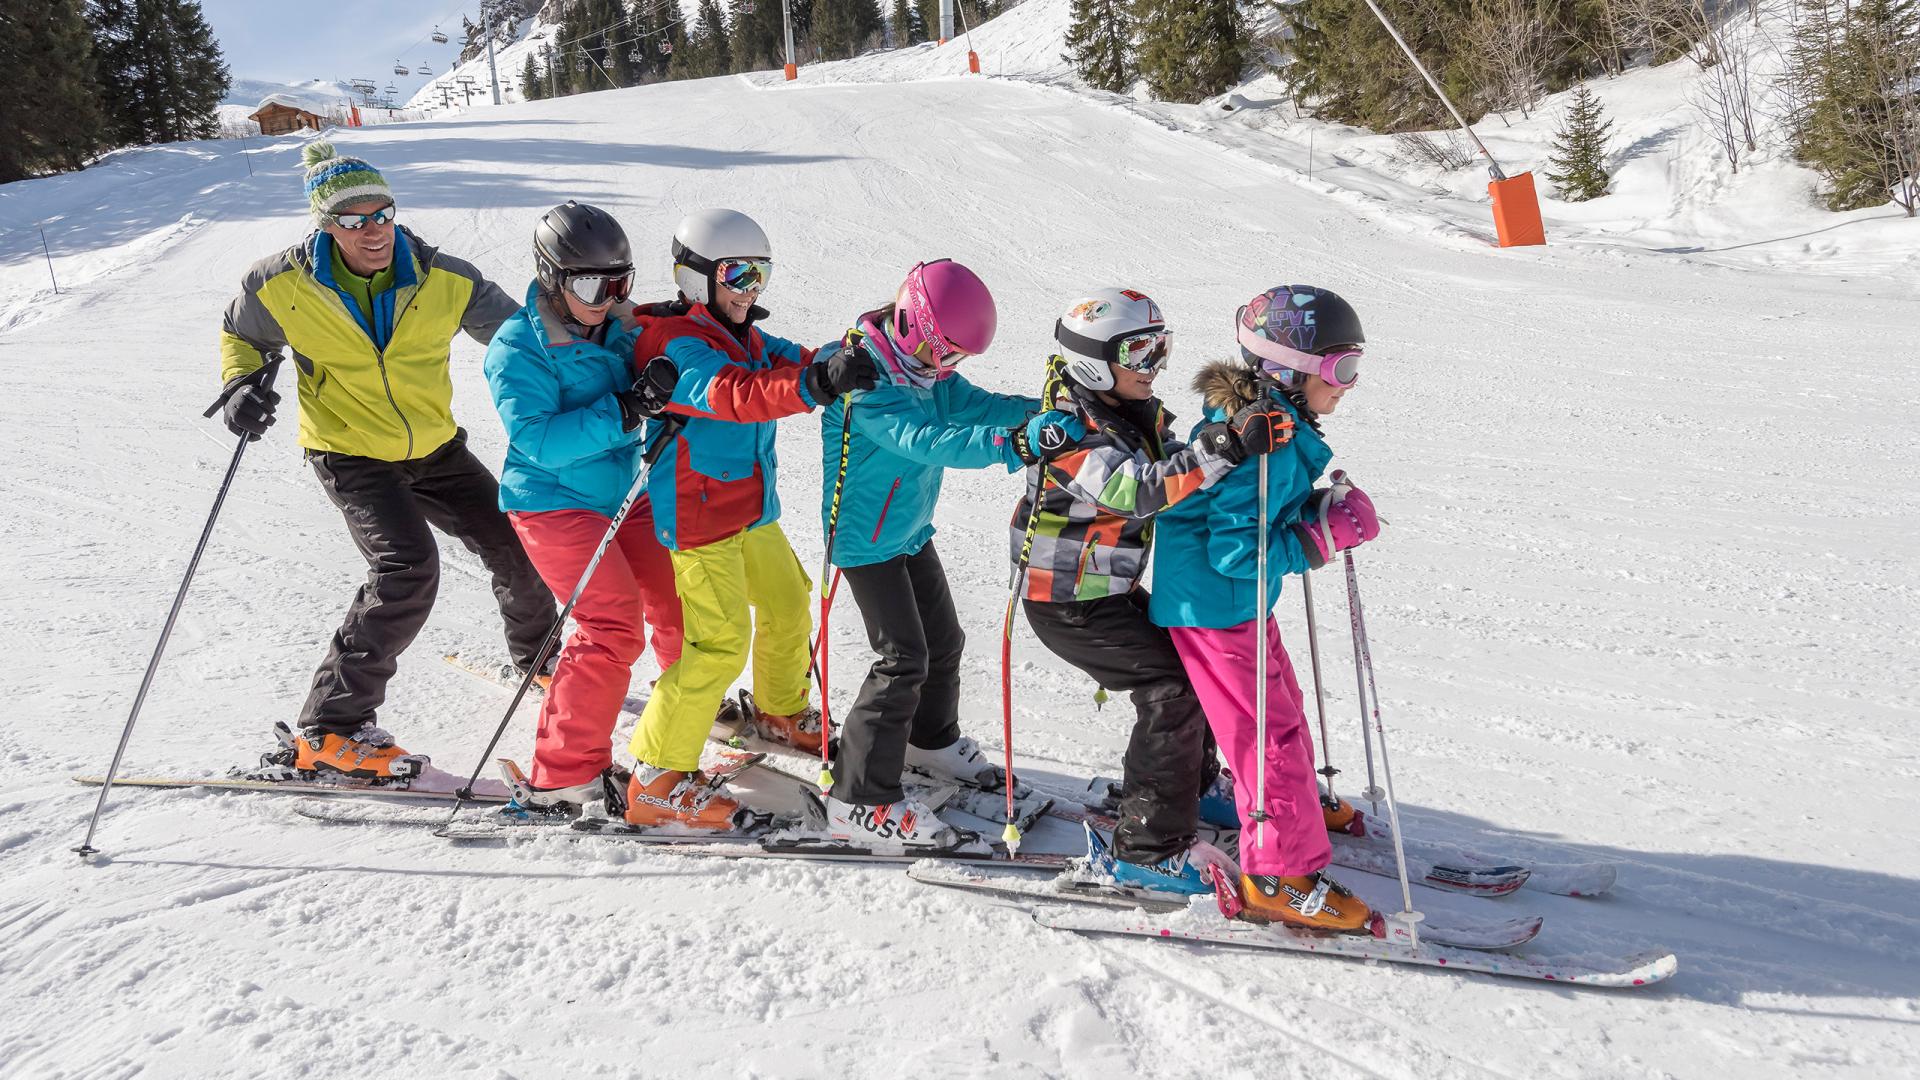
[1024,590,1219,864]
[298,429,557,736]
[830,543,966,805]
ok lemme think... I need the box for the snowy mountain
[0,2,1915,1077]
[222,77,361,111]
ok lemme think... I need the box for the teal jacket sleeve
[484,325,635,470]
[942,372,1041,427]
[850,382,1023,471]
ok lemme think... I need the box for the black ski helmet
[533,201,632,297]
[1236,286,1365,376]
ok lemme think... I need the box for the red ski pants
[1170,617,1331,877]
[510,505,683,788]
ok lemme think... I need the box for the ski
[293,748,768,828]
[1033,902,1676,988]
[1045,774,1609,898]
[912,859,1544,949]
[73,766,510,804]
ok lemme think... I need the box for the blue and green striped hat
[301,141,394,222]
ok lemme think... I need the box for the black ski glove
[219,367,280,442]
[616,356,679,432]
[803,343,880,403]
[1195,399,1295,465]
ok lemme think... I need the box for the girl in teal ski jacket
[810,260,1046,845]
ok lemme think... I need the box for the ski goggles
[714,258,773,295]
[1054,322,1173,374]
[1235,317,1362,388]
[563,269,634,306]
[328,204,397,230]
[1114,327,1173,374]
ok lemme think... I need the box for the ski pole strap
[204,354,284,417]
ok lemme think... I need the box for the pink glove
[1294,483,1380,568]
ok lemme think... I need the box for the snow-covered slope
[406,10,549,111]
[0,50,1916,1080]
[777,0,1917,281]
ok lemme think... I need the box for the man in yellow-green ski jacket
[215,141,556,777]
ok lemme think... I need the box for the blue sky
[201,0,485,100]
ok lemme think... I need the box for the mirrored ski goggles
[1114,327,1173,374]
[563,269,634,306]
[714,258,773,295]
[1236,319,1363,388]
[1054,321,1173,374]
[328,204,397,230]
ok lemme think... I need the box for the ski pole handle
[203,354,284,417]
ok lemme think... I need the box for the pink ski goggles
[1235,317,1362,388]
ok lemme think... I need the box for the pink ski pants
[510,505,683,788]
[1169,616,1331,877]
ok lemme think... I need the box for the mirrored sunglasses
[714,258,772,294]
[331,205,397,230]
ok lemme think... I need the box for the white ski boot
[903,735,1028,796]
[815,792,971,849]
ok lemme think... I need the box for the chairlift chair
[629,49,643,62]
[661,39,673,55]
[393,61,408,75]
[416,63,432,75]
[431,27,449,44]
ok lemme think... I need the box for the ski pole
[75,357,285,860]
[811,389,855,792]
[444,416,685,819]
[1325,476,1384,814]
[1300,570,1339,808]
[1333,470,1423,949]
[1250,451,1271,851]
[997,361,1068,851]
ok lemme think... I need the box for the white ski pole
[1333,469,1422,949]
[75,357,285,860]
[1250,448,1271,851]
[1320,477,1384,815]
[1299,571,1339,808]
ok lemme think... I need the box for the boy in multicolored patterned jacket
[1011,289,1290,893]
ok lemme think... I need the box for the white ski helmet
[671,208,772,306]
[1054,288,1169,391]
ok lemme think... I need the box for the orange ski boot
[623,764,759,833]
[293,723,429,780]
[1321,795,1366,837]
[1237,871,1380,935]
[738,691,823,754]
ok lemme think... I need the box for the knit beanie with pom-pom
[301,141,393,222]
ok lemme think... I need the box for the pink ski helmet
[891,259,997,371]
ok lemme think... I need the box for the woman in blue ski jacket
[811,259,1054,846]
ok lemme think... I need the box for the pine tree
[889,0,926,46]
[519,50,546,100]
[916,0,940,40]
[89,0,231,147]
[1134,0,1244,103]
[730,0,785,71]
[0,0,108,181]
[1062,0,1134,92]
[1545,83,1613,200]
[1787,0,1920,213]
[813,0,884,58]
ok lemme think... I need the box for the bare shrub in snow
[1464,0,1555,120]
[1394,130,1478,168]
[1687,9,1764,172]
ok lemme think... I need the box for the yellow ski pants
[630,522,813,772]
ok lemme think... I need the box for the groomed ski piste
[3,1,1917,1075]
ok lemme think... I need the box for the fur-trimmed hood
[1193,359,1264,414]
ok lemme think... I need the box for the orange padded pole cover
[1488,172,1546,247]
[784,63,797,80]
[968,50,980,74]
